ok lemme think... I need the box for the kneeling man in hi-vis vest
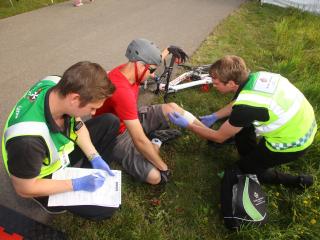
[2,61,120,219]
[168,55,317,188]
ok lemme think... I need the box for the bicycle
[146,56,213,102]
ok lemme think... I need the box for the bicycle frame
[159,72,212,93]
[153,57,212,102]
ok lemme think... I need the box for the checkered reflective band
[269,120,316,151]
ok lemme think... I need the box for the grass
[0,0,67,19]
[49,1,320,239]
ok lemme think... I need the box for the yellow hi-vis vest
[234,72,317,152]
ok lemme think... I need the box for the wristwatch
[74,120,84,131]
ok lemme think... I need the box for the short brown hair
[209,55,249,85]
[54,61,115,107]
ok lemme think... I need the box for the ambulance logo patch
[27,88,43,102]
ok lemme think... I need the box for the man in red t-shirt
[95,38,205,185]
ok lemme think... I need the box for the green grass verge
[53,1,320,239]
[0,0,67,19]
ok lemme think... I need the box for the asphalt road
[0,0,245,223]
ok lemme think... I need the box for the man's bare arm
[11,176,73,198]
[187,120,242,143]
[74,117,98,159]
[124,119,168,171]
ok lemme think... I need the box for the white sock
[151,138,162,148]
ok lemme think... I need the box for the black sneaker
[148,129,181,144]
[298,175,313,188]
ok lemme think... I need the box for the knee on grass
[146,168,161,185]
[163,102,182,115]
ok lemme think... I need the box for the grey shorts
[111,104,170,182]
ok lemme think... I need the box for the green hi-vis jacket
[2,76,77,178]
[234,72,317,152]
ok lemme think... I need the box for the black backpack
[220,166,268,229]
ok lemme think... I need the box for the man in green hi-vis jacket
[169,55,316,189]
[2,61,120,219]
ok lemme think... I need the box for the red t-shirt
[95,64,139,134]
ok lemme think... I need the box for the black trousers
[235,125,307,187]
[36,114,120,220]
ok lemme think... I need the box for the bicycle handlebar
[164,56,177,98]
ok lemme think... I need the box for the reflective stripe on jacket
[234,72,317,152]
[2,76,77,178]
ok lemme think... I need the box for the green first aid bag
[220,166,268,230]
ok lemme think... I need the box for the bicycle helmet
[125,38,162,66]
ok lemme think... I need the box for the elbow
[11,182,34,198]
[215,138,226,144]
[14,187,33,198]
[207,134,226,144]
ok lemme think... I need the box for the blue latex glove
[199,113,218,127]
[168,112,189,128]
[90,155,115,176]
[72,173,105,192]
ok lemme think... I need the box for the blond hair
[209,55,249,85]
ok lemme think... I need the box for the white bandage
[183,111,196,124]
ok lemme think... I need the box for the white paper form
[48,167,121,207]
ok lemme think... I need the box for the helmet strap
[134,62,149,84]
